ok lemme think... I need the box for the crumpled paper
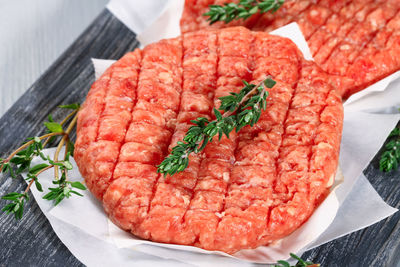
[17,0,400,265]
[30,109,399,266]
[107,0,184,47]
[88,23,344,264]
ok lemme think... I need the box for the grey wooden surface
[0,7,399,267]
[303,131,400,267]
[0,9,139,267]
[0,0,108,117]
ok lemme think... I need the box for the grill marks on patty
[75,27,343,253]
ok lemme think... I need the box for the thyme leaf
[203,0,285,25]
[379,126,400,172]
[157,77,275,176]
[58,103,80,110]
[1,104,86,220]
[272,253,319,267]
[1,192,29,220]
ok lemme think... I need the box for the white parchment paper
[89,24,344,264]
[30,108,399,266]
[17,0,400,265]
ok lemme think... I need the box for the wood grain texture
[0,8,399,267]
[0,9,138,266]
[303,122,400,267]
[0,0,108,118]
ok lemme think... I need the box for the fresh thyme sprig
[379,126,400,172]
[203,0,285,24]
[1,193,29,220]
[42,153,86,206]
[272,253,319,267]
[1,104,86,220]
[157,77,275,176]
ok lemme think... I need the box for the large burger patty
[75,27,343,254]
[181,0,400,98]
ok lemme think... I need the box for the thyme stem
[54,113,78,180]
[0,132,65,172]
[204,0,285,25]
[157,77,276,176]
[42,110,77,148]
[23,165,53,194]
[1,103,85,220]
[60,109,79,126]
[223,79,266,118]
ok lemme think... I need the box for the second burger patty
[181,0,400,98]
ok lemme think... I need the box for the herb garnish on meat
[203,0,285,24]
[157,77,276,176]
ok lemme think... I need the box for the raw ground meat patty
[74,27,343,254]
[181,0,400,98]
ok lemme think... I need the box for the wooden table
[0,9,399,267]
[0,0,107,118]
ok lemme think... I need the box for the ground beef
[180,0,400,98]
[75,27,343,254]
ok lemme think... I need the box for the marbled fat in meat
[180,0,400,98]
[75,27,343,254]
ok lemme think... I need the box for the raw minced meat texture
[181,0,400,98]
[75,27,343,254]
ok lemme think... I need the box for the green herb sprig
[379,126,400,172]
[203,0,285,25]
[157,77,275,176]
[273,253,319,267]
[1,193,29,220]
[1,104,86,220]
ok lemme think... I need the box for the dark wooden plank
[302,123,400,267]
[0,9,139,266]
[0,7,399,267]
